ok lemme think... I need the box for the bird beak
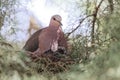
[56,20,63,26]
[60,22,63,26]
[54,18,63,26]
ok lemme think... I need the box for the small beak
[60,22,63,26]
[57,20,62,26]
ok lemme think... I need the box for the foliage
[0,0,17,29]
[0,0,120,80]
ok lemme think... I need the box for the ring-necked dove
[23,14,67,56]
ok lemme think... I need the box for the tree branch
[66,14,93,38]
[91,0,104,45]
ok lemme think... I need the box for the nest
[24,50,75,74]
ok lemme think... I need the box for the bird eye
[53,17,56,20]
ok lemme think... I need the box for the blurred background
[0,0,120,80]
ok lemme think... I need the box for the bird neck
[48,25,60,31]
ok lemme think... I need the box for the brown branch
[0,41,13,48]
[66,14,93,38]
[91,0,104,46]
[108,0,114,13]
[66,0,104,39]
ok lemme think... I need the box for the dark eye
[53,17,56,20]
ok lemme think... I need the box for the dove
[23,15,67,56]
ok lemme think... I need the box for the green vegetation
[0,0,120,80]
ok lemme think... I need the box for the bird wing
[23,27,47,52]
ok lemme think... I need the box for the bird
[23,14,68,56]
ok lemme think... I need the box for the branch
[91,0,104,44]
[0,41,13,48]
[66,0,104,39]
[66,14,93,38]
[108,0,114,13]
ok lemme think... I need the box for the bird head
[49,15,62,27]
